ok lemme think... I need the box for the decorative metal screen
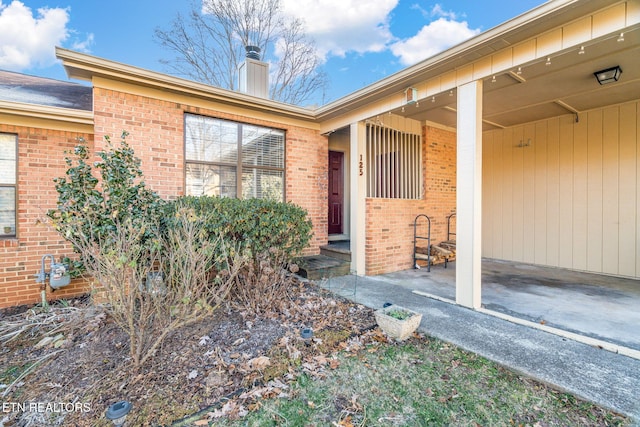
[366,124,422,199]
[185,114,285,201]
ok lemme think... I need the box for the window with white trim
[0,133,17,238]
[184,114,285,201]
[366,123,422,199]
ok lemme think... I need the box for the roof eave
[55,47,317,122]
[0,99,93,125]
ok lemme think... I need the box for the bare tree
[154,0,328,105]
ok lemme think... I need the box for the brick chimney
[238,45,269,98]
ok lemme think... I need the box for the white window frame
[0,133,17,238]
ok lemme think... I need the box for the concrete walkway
[321,273,640,422]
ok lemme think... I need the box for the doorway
[328,150,344,235]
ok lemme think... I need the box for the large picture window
[185,114,285,201]
[0,133,17,238]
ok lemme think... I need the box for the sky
[0,0,546,106]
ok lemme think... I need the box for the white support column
[456,80,483,309]
[350,122,367,275]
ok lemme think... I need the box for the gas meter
[35,254,71,290]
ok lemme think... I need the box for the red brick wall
[93,89,184,199]
[93,88,327,255]
[365,198,428,275]
[424,124,457,242]
[0,125,93,308]
[365,124,456,276]
[1,87,326,308]
[285,127,328,254]
[3,92,460,306]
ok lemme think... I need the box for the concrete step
[320,244,352,262]
[298,254,351,280]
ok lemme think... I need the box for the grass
[215,333,629,427]
[385,308,414,320]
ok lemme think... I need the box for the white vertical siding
[558,117,574,268]
[546,118,560,267]
[602,107,620,275]
[492,131,504,258]
[482,132,493,256]
[522,123,536,264]
[512,126,525,262]
[573,114,589,271]
[502,127,514,259]
[587,111,603,272]
[483,101,640,278]
[618,103,636,276]
[534,121,547,265]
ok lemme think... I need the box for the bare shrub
[231,247,300,315]
[166,196,312,316]
[71,209,245,368]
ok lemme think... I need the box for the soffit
[396,26,640,131]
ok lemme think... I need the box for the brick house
[1,0,639,309]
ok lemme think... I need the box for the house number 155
[359,155,364,176]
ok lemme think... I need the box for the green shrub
[165,196,313,314]
[165,196,312,261]
[47,132,164,257]
[49,133,313,320]
[47,134,246,368]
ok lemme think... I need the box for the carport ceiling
[398,27,640,131]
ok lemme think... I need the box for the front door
[328,151,344,235]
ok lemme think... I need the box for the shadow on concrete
[379,259,640,351]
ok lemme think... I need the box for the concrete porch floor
[366,259,640,352]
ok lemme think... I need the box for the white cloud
[72,33,94,52]
[0,1,92,71]
[279,1,480,68]
[429,4,460,20]
[281,0,398,59]
[410,3,463,21]
[390,17,480,66]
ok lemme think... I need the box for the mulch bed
[0,280,375,426]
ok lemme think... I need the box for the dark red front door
[328,151,344,235]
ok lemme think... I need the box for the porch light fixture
[594,66,622,85]
[404,87,418,104]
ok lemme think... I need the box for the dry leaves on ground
[0,280,375,426]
